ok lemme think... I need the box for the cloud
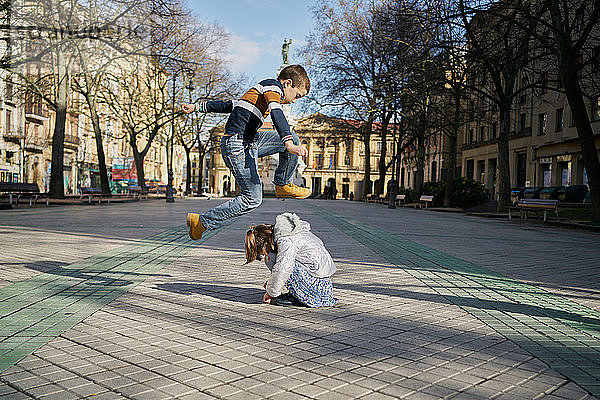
[226,34,264,74]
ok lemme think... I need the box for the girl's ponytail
[245,228,257,264]
[244,224,275,264]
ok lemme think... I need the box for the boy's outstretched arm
[268,103,307,157]
[181,100,234,114]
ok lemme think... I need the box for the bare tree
[521,0,600,221]
[425,0,472,207]
[3,0,183,197]
[302,0,390,199]
[169,17,238,195]
[457,0,541,212]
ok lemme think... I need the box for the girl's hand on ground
[263,292,273,304]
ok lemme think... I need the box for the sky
[186,0,315,82]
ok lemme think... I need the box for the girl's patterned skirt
[285,261,339,307]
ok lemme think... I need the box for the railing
[25,102,48,119]
[64,134,80,147]
[2,131,22,142]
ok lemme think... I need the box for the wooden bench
[416,195,434,209]
[509,199,559,222]
[395,194,406,206]
[365,194,375,203]
[0,182,49,207]
[79,187,108,204]
[377,194,386,203]
[127,185,148,200]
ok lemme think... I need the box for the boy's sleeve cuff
[282,135,293,143]
[195,101,206,113]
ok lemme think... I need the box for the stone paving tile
[307,202,600,397]
[1,199,599,399]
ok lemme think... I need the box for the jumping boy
[181,64,311,241]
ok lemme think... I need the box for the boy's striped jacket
[197,78,293,144]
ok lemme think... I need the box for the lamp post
[166,66,194,203]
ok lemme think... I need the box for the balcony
[24,141,45,153]
[64,134,80,150]
[25,102,48,122]
[3,131,22,144]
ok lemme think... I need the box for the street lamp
[166,66,194,203]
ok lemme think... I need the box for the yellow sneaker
[186,213,207,240]
[275,183,311,199]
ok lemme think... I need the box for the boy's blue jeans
[198,130,299,230]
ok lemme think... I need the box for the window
[479,126,485,142]
[594,46,600,71]
[469,128,474,144]
[538,113,547,135]
[520,113,526,133]
[555,108,564,131]
[592,97,600,121]
[575,4,586,32]
[6,80,13,100]
[491,122,497,139]
[540,73,548,94]
[466,159,474,180]
[6,110,11,133]
[314,154,323,169]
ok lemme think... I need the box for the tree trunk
[197,150,206,195]
[444,111,459,207]
[496,103,511,212]
[49,72,69,199]
[185,147,191,194]
[562,73,600,222]
[377,112,391,196]
[130,134,146,191]
[90,106,111,195]
[414,133,425,198]
[362,131,371,199]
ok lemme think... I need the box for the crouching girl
[245,213,339,307]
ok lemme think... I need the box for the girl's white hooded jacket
[264,213,336,297]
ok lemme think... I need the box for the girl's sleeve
[265,237,297,297]
[264,252,277,272]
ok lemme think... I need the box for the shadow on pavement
[154,282,264,305]
[335,282,600,330]
[4,260,172,289]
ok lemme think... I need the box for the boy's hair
[245,224,276,264]
[277,64,310,94]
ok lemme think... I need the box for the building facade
[0,72,185,194]
[458,81,600,198]
[203,113,400,201]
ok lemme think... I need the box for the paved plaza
[0,198,599,399]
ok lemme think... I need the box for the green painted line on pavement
[308,204,600,397]
[0,226,220,374]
